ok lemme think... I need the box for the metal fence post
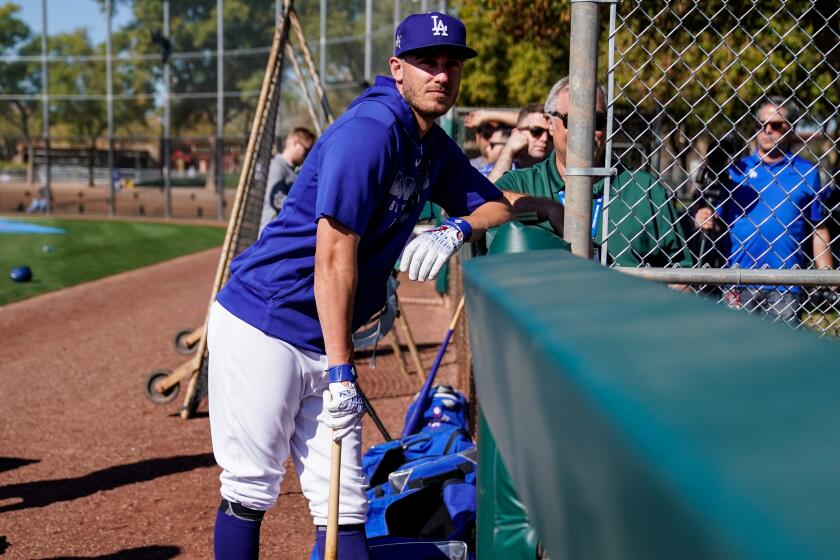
[106,0,115,216]
[40,0,51,213]
[217,0,225,221]
[563,1,601,258]
[163,0,172,219]
[319,0,327,89]
[364,0,372,84]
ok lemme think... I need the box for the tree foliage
[0,2,35,150]
[111,0,277,136]
[612,0,839,135]
[456,0,571,108]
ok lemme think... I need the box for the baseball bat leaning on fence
[401,296,467,438]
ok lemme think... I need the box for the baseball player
[208,12,513,560]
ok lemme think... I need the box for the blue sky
[14,0,132,44]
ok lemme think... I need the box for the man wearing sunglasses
[721,96,833,323]
[486,103,552,182]
[493,76,692,268]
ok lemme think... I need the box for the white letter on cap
[431,15,448,37]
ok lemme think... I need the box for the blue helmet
[10,266,32,282]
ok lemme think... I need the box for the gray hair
[544,76,607,113]
[755,95,800,127]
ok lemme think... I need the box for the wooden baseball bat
[325,437,341,560]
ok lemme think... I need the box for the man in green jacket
[494,77,692,268]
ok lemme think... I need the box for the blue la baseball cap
[394,12,478,60]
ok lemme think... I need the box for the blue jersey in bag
[217,77,502,353]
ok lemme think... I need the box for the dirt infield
[0,248,459,559]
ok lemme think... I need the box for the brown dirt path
[0,248,458,559]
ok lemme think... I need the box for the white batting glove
[399,217,473,281]
[317,364,365,441]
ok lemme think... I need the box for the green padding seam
[465,249,840,559]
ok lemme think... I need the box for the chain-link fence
[595,0,840,336]
[0,0,449,219]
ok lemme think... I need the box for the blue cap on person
[394,12,478,60]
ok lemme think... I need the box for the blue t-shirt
[723,152,827,275]
[217,76,502,353]
[478,161,516,177]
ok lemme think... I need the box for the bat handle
[325,437,342,560]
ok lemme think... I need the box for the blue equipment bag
[363,385,477,548]
[404,384,470,433]
[363,426,474,488]
[368,537,470,560]
[366,451,477,541]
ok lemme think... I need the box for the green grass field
[0,217,224,306]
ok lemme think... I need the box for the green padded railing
[464,248,840,559]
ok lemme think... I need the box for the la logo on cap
[431,15,448,37]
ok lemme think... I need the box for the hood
[348,76,420,141]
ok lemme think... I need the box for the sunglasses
[547,111,608,131]
[518,126,550,138]
[757,120,790,133]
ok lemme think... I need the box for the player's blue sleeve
[431,134,503,217]
[315,118,395,235]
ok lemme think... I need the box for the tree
[611,0,840,181]
[46,30,110,186]
[455,0,572,108]
[0,2,37,181]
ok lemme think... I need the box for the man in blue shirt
[722,96,833,323]
[208,12,513,560]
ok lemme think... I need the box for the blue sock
[214,505,261,560]
[312,524,370,560]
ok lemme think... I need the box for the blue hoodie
[217,76,502,353]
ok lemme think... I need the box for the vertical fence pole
[364,0,372,84]
[319,0,327,90]
[393,0,400,29]
[106,0,115,216]
[600,1,617,266]
[40,0,51,213]
[217,0,225,221]
[421,0,429,13]
[274,0,283,142]
[563,1,600,259]
[163,0,171,218]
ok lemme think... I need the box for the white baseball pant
[207,301,368,525]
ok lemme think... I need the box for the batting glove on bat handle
[317,364,366,441]
[399,217,472,282]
